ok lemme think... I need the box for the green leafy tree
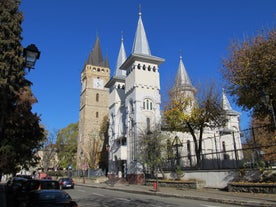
[138,128,167,179]
[56,123,78,170]
[221,28,276,128]
[164,83,227,168]
[0,0,45,176]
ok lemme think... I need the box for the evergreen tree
[0,0,45,176]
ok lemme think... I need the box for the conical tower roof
[131,11,151,56]
[222,89,239,115]
[174,55,196,94]
[87,36,109,67]
[115,35,127,77]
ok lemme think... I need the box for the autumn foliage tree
[0,0,45,176]
[251,116,276,163]
[164,84,227,168]
[221,28,276,128]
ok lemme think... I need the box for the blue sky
[20,0,276,133]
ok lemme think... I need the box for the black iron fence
[161,125,276,171]
[64,125,275,179]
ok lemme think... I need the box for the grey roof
[222,89,240,115]
[131,11,151,56]
[87,36,109,67]
[115,36,127,77]
[175,55,196,92]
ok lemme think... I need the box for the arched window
[143,98,153,110]
[96,112,99,118]
[96,93,99,102]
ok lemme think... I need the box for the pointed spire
[222,88,233,111]
[175,54,196,93]
[131,7,151,55]
[115,33,127,77]
[221,89,240,115]
[87,36,108,67]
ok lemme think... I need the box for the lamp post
[172,136,183,166]
[23,44,41,70]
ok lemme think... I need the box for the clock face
[93,78,104,89]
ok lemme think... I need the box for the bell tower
[120,11,164,182]
[77,36,110,170]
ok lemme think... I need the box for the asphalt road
[66,185,239,207]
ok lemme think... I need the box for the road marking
[201,205,221,207]
[115,197,131,202]
[92,192,104,197]
[77,189,86,192]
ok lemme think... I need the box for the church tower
[173,54,197,99]
[77,36,110,170]
[119,11,164,182]
[105,35,127,177]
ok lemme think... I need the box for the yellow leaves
[164,96,194,131]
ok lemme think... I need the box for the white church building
[105,11,243,184]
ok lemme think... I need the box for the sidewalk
[75,180,276,207]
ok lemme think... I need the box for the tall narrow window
[222,141,226,153]
[187,140,191,155]
[96,93,99,102]
[222,141,228,160]
[187,140,192,166]
[146,118,150,134]
[96,112,99,118]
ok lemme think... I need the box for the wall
[164,170,238,188]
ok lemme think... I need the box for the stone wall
[228,182,276,194]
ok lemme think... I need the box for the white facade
[105,11,243,182]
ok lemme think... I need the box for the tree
[221,28,276,128]
[251,116,276,163]
[39,130,57,172]
[56,123,78,170]
[138,129,167,179]
[0,0,45,176]
[99,115,109,172]
[164,83,227,168]
[86,115,109,170]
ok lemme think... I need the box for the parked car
[23,189,78,207]
[6,176,29,202]
[23,179,60,191]
[58,177,74,189]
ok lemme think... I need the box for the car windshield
[40,181,59,189]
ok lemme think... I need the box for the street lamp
[172,136,183,166]
[23,44,41,70]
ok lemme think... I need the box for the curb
[76,183,275,207]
